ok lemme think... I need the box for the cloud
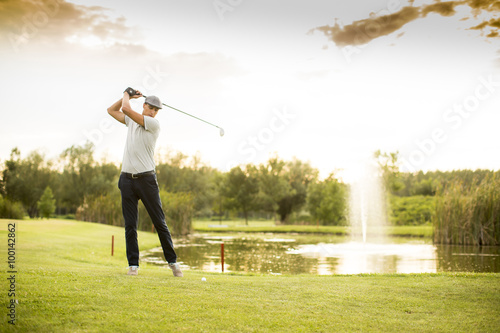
[0,0,136,52]
[313,6,420,47]
[314,0,500,47]
[422,2,459,17]
[471,17,500,36]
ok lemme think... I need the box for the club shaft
[161,103,221,129]
[142,95,220,129]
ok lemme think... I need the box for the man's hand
[122,90,145,127]
[124,87,143,99]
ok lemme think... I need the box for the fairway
[2,219,499,332]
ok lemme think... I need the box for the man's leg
[136,175,177,264]
[119,174,140,267]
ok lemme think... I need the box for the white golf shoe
[127,266,139,276]
[169,263,183,277]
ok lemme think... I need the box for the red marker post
[221,243,224,273]
[111,235,114,256]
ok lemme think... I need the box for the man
[107,88,183,277]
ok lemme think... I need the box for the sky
[0,0,499,181]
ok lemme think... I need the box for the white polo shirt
[121,115,160,174]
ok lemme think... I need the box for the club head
[219,128,225,137]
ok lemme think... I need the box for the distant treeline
[0,143,347,234]
[1,145,498,245]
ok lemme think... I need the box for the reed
[75,192,122,226]
[433,172,500,245]
[138,190,194,235]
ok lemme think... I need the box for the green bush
[286,210,313,225]
[389,195,435,226]
[0,195,26,219]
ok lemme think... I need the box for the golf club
[150,97,225,137]
[125,88,224,137]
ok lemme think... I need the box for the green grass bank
[1,219,499,332]
[193,220,434,238]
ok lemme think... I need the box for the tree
[2,148,54,217]
[254,156,319,223]
[37,186,56,219]
[211,171,228,222]
[374,150,405,194]
[256,157,290,216]
[155,150,217,217]
[222,166,259,225]
[58,142,116,213]
[277,158,318,223]
[307,175,347,225]
[411,178,438,196]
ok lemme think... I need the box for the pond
[140,233,500,275]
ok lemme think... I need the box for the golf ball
[201,277,206,282]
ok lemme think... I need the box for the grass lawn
[193,220,434,238]
[2,219,499,332]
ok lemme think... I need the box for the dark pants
[118,172,177,266]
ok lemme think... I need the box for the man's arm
[107,99,126,124]
[121,93,145,127]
